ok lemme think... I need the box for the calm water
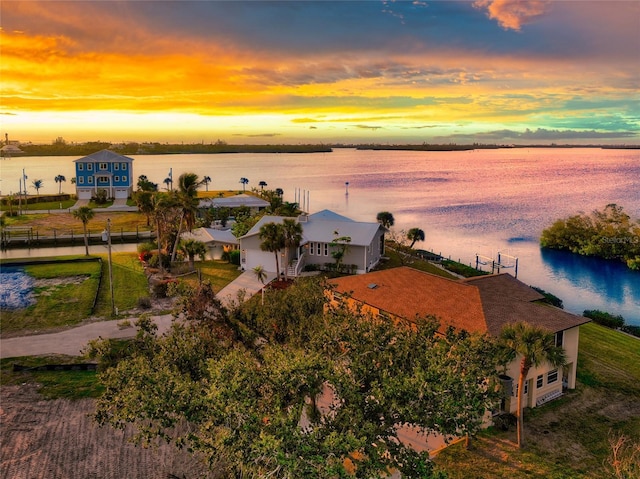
[2,148,639,324]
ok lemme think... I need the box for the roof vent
[367,283,378,289]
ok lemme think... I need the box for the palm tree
[137,175,158,192]
[275,188,284,197]
[32,179,43,196]
[259,222,285,280]
[151,192,175,274]
[258,180,267,191]
[239,177,249,191]
[277,201,300,217]
[54,174,66,194]
[281,218,303,280]
[179,239,207,268]
[252,265,268,305]
[72,206,95,256]
[133,190,155,226]
[170,173,202,262]
[376,211,395,229]
[202,175,212,192]
[500,322,566,448]
[407,227,425,248]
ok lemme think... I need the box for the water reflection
[541,248,640,321]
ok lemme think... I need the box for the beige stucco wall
[501,326,579,413]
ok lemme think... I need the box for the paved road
[0,270,274,359]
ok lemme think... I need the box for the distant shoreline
[3,143,639,158]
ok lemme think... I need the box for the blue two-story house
[74,150,134,200]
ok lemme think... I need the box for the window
[114,163,119,170]
[523,381,529,395]
[316,243,321,255]
[308,242,314,255]
[88,177,93,184]
[99,162,107,170]
[78,163,84,171]
[536,375,543,388]
[87,163,93,171]
[114,176,120,182]
[555,331,564,347]
[324,243,329,256]
[121,163,127,170]
[98,176,109,183]
[547,369,558,384]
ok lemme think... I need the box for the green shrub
[137,296,152,309]
[621,324,640,338]
[229,250,240,265]
[137,241,156,254]
[441,260,489,278]
[532,286,564,309]
[148,253,170,269]
[583,309,625,329]
[92,189,109,204]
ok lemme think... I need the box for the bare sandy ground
[0,384,215,479]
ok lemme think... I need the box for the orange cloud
[473,0,551,31]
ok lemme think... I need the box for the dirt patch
[0,384,216,479]
[33,276,89,289]
[34,275,90,297]
[524,386,640,473]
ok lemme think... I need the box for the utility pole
[102,218,116,316]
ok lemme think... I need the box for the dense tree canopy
[540,204,640,270]
[92,279,502,479]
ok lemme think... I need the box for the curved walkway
[0,270,274,360]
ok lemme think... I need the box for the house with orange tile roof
[328,266,589,415]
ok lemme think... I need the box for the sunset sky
[1,0,639,145]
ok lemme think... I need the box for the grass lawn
[0,199,77,212]
[2,210,152,236]
[374,247,457,279]
[1,255,241,336]
[1,253,151,335]
[175,260,242,292]
[93,252,151,317]
[0,355,103,400]
[434,322,640,479]
[1,259,102,334]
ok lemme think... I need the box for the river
[1,148,639,324]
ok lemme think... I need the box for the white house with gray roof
[239,209,386,277]
[181,227,239,260]
[199,193,269,213]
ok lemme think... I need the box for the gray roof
[199,194,269,209]
[241,209,383,246]
[182,227,238,245]
[241,215,290,239]
[73,149,134,163]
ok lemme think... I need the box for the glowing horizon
[1,1,639,145]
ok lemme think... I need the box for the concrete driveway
[216,270,276,306]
